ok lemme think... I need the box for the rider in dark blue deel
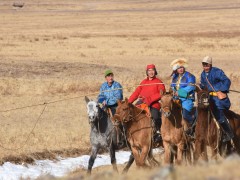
[200,56,234,142]
[170,58,196,135]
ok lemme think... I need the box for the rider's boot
[220,121,234,142]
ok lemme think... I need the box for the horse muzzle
[88,116,95,123]
[163,111,171,118]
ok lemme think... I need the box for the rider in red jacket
[128,64,166,143]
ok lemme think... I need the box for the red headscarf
[146,64,156,70]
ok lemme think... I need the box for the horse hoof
[86,171,91,176]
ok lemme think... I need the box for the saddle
[135,103,151,117]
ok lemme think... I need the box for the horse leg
[163,141,171,164]
[170,145,177,164]
[211,146,218,161]
[110,142,118,173]
[147,147,160,167]
[137,146,149,167]
[202,141,208,162]
[185,142,192,165]
[176,144,184,165]
[122,153,135,174]
[131,147,141,167]
[194,140,201,163]
[232,136,240,155]
[87,146,99,175]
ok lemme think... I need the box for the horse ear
[85,96,90,103]
[125,97,128,103]
[113,114,121,122]
[169,88,173,95]
[195,84,202,93]
[117,99,122,106]
[160,89,164,96]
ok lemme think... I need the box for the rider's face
[105,74,114,84]
[202,63,211,72]
[147,69,156,78]
[176,67,185,74]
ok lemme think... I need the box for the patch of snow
[0,148,163,180]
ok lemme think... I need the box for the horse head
[85,96,100,124]
[114,97,133,123]
[196,86,210,109]
[160,91,174,118]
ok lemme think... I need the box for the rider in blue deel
[200,56,233,142]
[170,58,196,136]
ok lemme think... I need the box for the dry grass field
[0,0,240,177]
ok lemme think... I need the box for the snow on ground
[0,148,163,180]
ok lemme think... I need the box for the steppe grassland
[0,0,239,160]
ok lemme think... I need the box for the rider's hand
[174,91,179,96]
[102,100,107,106]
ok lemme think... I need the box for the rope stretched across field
[0,82,239,113]
[0,82,180,113]
[0,104,47,151]
[0,82,239,151]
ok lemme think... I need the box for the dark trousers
[212,108,226,124]
[150,107,161,131]
[107,104,117,116]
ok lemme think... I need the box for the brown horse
[194,87,240,162]
[194,88,219,162]
[113,98,159,169]
[160,92,191,165]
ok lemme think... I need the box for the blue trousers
[210,96,231,123]
[182,108,195,124]
[180,98,195,124]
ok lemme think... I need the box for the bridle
[160,95,173,118]
[115,103,145,123]
[197,91,209,107]
[87,102,102,124]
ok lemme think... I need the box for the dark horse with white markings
[194,87,220,162]
[85,96,119,174]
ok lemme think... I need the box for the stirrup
[153,132,162,143]
[185,127,195,138]
[222,133,233,143]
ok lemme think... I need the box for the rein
[161,96,191,152]
[115,104,153,146]
[198,92,209,106]
[115,105,146,123]
[161,106,171,117]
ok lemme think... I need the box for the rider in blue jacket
[98,69,123,115]
[170,58,196,135]
[200,56,233,142]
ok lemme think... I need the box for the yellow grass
[0,0,239,169]
[67,157,240,180]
